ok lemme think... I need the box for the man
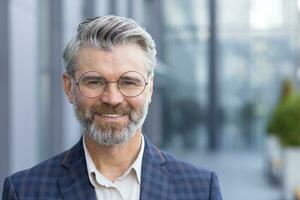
[2,15,222,200]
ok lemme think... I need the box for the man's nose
[99,83,124,106]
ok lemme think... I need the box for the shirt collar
[83,134,145,186]
[130,133,144,184]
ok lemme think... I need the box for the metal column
[208,0,220,150]
[110,0,117,14]
[83,0,95,19]
[0,0,10,196]
[144,0,164,61]
[45,0,64,156]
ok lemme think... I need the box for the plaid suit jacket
[2,136,222,200]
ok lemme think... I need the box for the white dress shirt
[83,134,145,200]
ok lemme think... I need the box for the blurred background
[1,0,300,199]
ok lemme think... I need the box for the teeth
[102,114,122,118]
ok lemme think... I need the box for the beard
[74,101,149,146]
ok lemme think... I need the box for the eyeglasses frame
[73,70,151,98]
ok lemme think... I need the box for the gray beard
[74,102,149,146]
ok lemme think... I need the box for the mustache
[91,103,131,115]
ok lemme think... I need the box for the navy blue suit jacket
[2,137,222,199]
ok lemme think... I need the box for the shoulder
[2,150,69,199]
[5,150,67,184]
[161,150,215,179]
[159,151,222,199]
[143,136,219,183]
[5,138,84,186]
[13,150,66,177]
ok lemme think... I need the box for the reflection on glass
[250,0,283,30]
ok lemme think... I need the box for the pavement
[164,147,282,200]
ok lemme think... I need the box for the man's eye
[87,80,102,85]
[120,79,140,86]
[82,78,106,87]
[123,80,136,85]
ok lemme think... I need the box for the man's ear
[148,76,154,103]
[63,72,75,104]
[150,76,154,95]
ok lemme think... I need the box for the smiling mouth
[101,114,124,118]
[94,113,128,122]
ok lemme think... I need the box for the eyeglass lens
[77,71,147,98]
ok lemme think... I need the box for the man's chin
[93,121,127,132]
[86,127,132,146]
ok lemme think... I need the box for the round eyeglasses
[74,71,150,98]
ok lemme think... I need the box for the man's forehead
[74,46,149,78]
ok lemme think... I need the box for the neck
[84,130,142,182]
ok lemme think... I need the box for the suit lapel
[58,138,96,200]
[57,136,169,200]
[140,137,169,200]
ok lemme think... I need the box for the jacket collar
[59,137,96,200]
[140,136,169,200]
[58,136,169,200]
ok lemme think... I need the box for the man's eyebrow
[82,75,104,79]
[120,75,143,82]
[120,75,138,79]
[80,76,105,81]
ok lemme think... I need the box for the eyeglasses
[74,71,150,98]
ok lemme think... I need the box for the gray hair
[63,15,156,76]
